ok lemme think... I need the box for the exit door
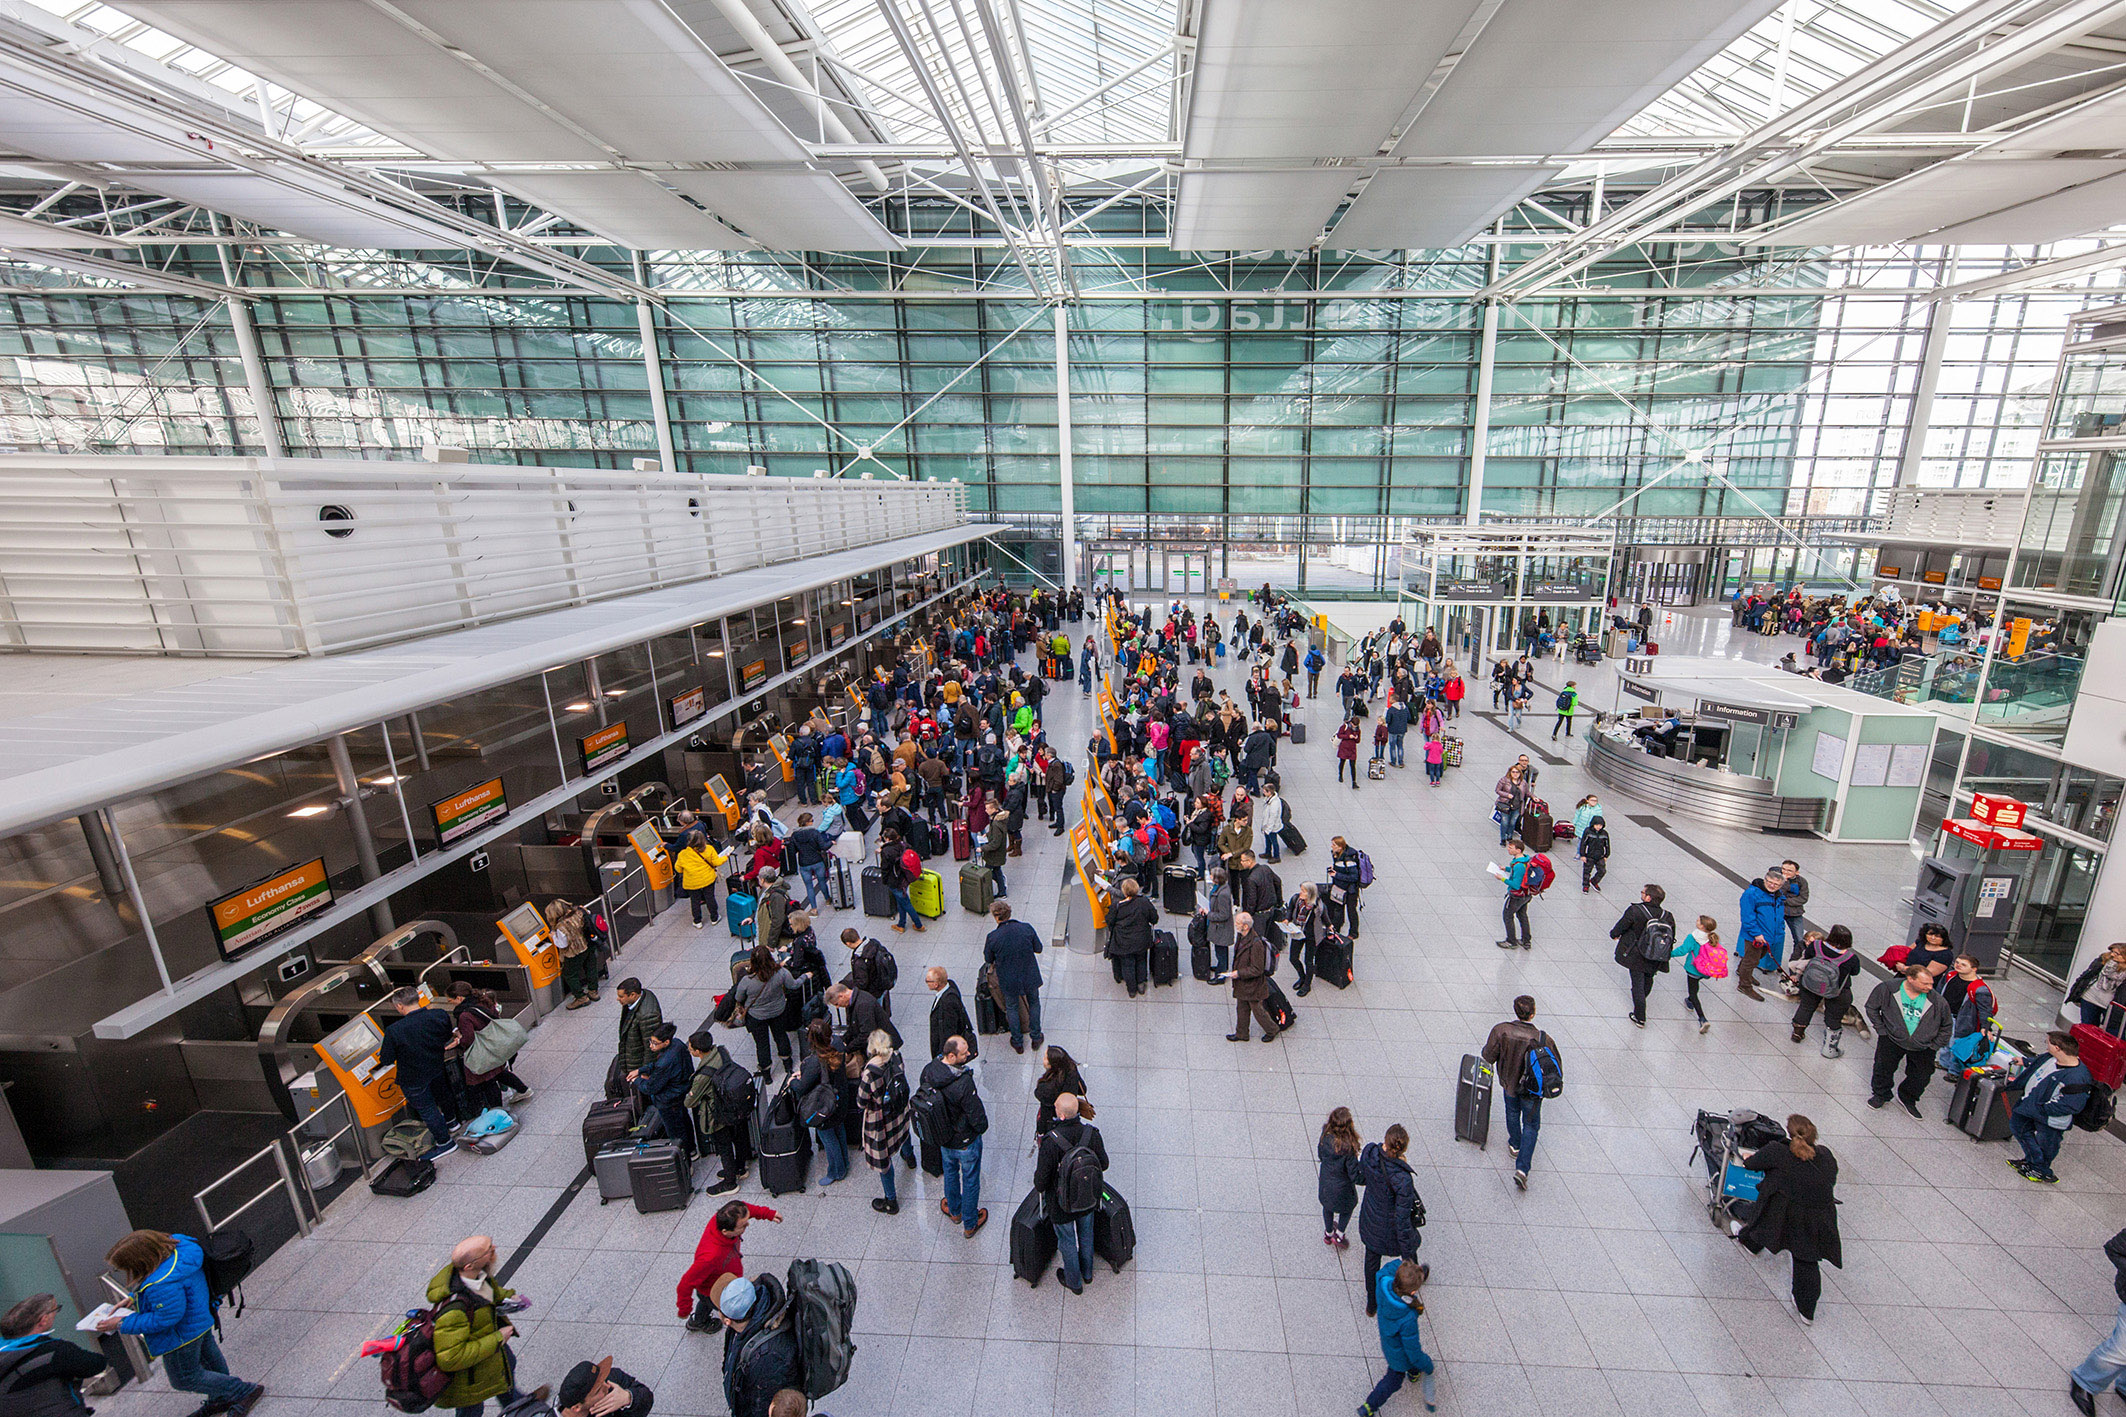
[1167,547,1212,595]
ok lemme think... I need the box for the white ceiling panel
[0,79,200,164]
[1326,166,1562,249]
[1396,0,1783,157]
[1988,85,2126,157]
[659,172,902,251]
[1743,158,2126,245]
[108,0,610,162]
[0,213,128,250]
[1184,0,1490,160]
[1168,170,1352,251]
[1922,168,2126,243]
[491,171,752,249]
[141,173,463,247]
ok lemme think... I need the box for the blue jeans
[1265,831,1281,862]
[1363,1354,1435,1412]
[2076,1303,2126,1395]
[816,1124,849,1184]
[1081,662,1093,692]
[799,861,829,911]
[989,864,1008,898]
[1005,989,1042,1047]
[891,887,922,930]
[1054,1210,1096,1289]
[451,1345,520,1417]
[942,1137,983,1230]
[870,709,889,737]
[2080,1001,2108,1027]
[796,772,819,805]
[879,1137,917,1202]
[1497,812,1519,845]
[1504,1093,1540,1175]
[1389,733,1405,767]
[2010,1112,2066,1178]
[162,1331,255,1407]
[407,1075,458,1149]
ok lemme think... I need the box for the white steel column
[634,255,678,473]
[1055,304,1077,592]
[212,214,285,458]
[1896,256,1959,487]
[1466,245,1502,526]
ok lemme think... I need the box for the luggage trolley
[1687,1108,1787,1230]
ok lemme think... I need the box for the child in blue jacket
[1359,1258,1435,1415]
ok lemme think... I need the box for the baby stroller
[1574,637,1603,665]
[1688,1108,1787,1231]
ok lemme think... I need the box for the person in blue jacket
[2010,1030,2096,1184]
[98,1231,262,1417]
[1357,1258,1435,1415]
[636,1023,697,1157]
[1304,644,1327,698]
[1735,866,1790,1000]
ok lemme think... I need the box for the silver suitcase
[593,1140,636,1204]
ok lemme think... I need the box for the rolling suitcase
[952,821,973,861]
[910,869,945,919]
[727,891,758,939]
[582,1097,638,1165]
[921,1137,943,1177]
[729,947,752,985]
[960,864,995,914]
[1442,734,1463,768]
[1522,808,1553,852]
[1150,930,1180,987]
[1314,933,1353,990]
[1455,1053,1493,1149]
[1279,822,1307,855]
[1162,865,1199,915]
[1289,720,1307,745]
[974,964,1008,1035]
[1263,978,1296,1032]
[827,857,854,910]
[628,1139,692,1213]
[1367,758,1387,780]
[753,1086,811,1197]
[1092,1187,1136,1272]
[861,866,892,918]
[1190,916,1214,983]
[1946,1072,2014,1142]
[1010,1190,1056,1287]
[592,1140,637,1204]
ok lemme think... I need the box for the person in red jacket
[677,1199,781,1332]
[1335,717,1363,791]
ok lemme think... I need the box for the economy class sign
[208,858,333,958]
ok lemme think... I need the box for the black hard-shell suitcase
[1010,1189,1056,1287]
[1455,1053,1493,1149]
[1093,1187,1135,1272]
[753,1086,811,1196]
[582,1097,639,1164]
[974,963,1008,1035]
[1947,1072,2014,1141]
[1314,933,1353,990]
[1263,978,1295,1032]
[1162,865,1199,914]
[921,1137,943,1177]
[1191,934,1214,983]
[1290,721,1307,745]
[862,865,892,918]
[628,1139,693,1213]
[1151,930,1179,987]
[1279,823,1307,855]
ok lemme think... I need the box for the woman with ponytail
[1732,1114,1842,1324]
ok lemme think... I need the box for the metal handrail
[193,1138,311,1241]
[288,1090,372,1223]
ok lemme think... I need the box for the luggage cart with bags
[1687,1108,1787,1231]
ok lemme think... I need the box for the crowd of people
[47,579,2117,1417]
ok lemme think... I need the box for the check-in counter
[1587,730,1827,832]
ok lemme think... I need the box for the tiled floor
[104,600,2123,1417]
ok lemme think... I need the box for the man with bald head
[427,1236,543,1417]
[925,966,976,1062]
[1031,1091,1109,1295]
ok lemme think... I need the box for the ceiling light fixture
[565,701,592,711]
[287,804,331,818]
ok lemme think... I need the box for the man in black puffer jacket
[1356,1126,1422,1318]
[715,1274,801,1417]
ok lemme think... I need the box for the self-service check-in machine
[496,902,565,1016]
[579,782,677,922]
[703,773,742,830]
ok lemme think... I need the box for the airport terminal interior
[12,0,2126,1414]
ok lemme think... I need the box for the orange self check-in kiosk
[496,901,563,1010]
[702,773,743,830]
[627,820,674,894]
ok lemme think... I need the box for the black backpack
[909,1078,949,1147]
[1187,912,1210,950]
[2073,1081,2117,1132]
[712,1060,757,1129]
[203,1229,255,1331]
[1056,1141,1104,1214]
[881,1055,911,1117]
[865,939,900,993]
[1637,911,1676,966]
[784,1259,857,1400]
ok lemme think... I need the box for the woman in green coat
[425,1238,527,1416]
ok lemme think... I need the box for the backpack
[202,1228,255,1329]
[1797,946,1851,998]
[799,1073,840,1127]
[1061,760,1076,786]
[1188,912,1209,950]
[1355,850,1374,889]
[881,1055,911,1117]
[866,939,900,993]
[711,1059,758,1130]
[1692,935,1730,978]
[379,1296,467,1413]
[900,847,922,885]
[784,1258,858,1400]
[1520,855,1555,895]
[1636,912,1676,966]
[1555,690,1573,711]
[909,1078,949,1148]
[380,1119,434,1159]
[2073,1083,2117,1132]
[1056,1141,1104,1215]
[1210,756,1230,786]
[1518,1032,1564,1099]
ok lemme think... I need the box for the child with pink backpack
[1675,915,1728,1035]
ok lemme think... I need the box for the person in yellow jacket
[676,830,728,929]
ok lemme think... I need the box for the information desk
[1587,729,1827,832]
